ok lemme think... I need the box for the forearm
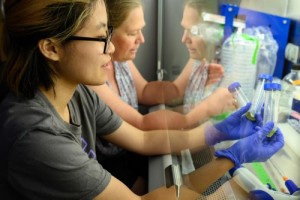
[140,109,198,131]
[185,100,211,125]
[142,122,209,155]
[140,81,184,106]
[183,157,234,194]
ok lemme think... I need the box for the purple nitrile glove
[205,103,263,146]
[214,122,284,167]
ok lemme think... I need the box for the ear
[38,39,60,61]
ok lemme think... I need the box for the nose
[108,42,115,54]
[181,30,190,44]
[137,30,145,44]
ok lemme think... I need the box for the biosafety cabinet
[140,0,300,199]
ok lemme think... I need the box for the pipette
[283,176,300,195]
[230,166,300,200]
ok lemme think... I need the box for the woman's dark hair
[0,0,97,99]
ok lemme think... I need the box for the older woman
[88,0,236,194]
[88,0,281,195]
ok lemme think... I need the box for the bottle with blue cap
[263,82,282,137]
[246,74,273,121]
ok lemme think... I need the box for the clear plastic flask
[263,82,282,137]
[228,82,250,108]
[246,74,273,121]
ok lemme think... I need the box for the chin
[189,55,198,59]
[190,54,202,60]
[88,76,107,86]
[129,52,137,59]
[97,79,107,85]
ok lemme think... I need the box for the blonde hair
[105,0,142,28]
[184,0,218,15]
[0,0,100,98]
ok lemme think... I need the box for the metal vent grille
[189,147,236,200]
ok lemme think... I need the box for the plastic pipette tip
[283,176,300,195]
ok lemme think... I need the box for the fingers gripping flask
[263,82,281,137]
[228,82,250,108]
[246,74,273,121]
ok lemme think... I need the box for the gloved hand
[205,103,262,146]
[214,122,284,167]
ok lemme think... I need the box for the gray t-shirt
[0,84,122,200]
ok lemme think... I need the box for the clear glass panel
[145,0,300,199]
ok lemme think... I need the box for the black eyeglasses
[66,26,113,54]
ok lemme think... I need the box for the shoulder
[0,92,55,134]
[0,92,61,165]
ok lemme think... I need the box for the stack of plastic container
[220,30,259,100]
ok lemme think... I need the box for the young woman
[0,0,284,200]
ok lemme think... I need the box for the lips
[188,49,196,53]
[102,62,110,70]
[130,48,138,53]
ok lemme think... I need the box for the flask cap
[264,82,281,91]
[258,74,273,81]
[228,82,241,93]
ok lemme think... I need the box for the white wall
[240,0,300,20]
[287,0,300,20]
